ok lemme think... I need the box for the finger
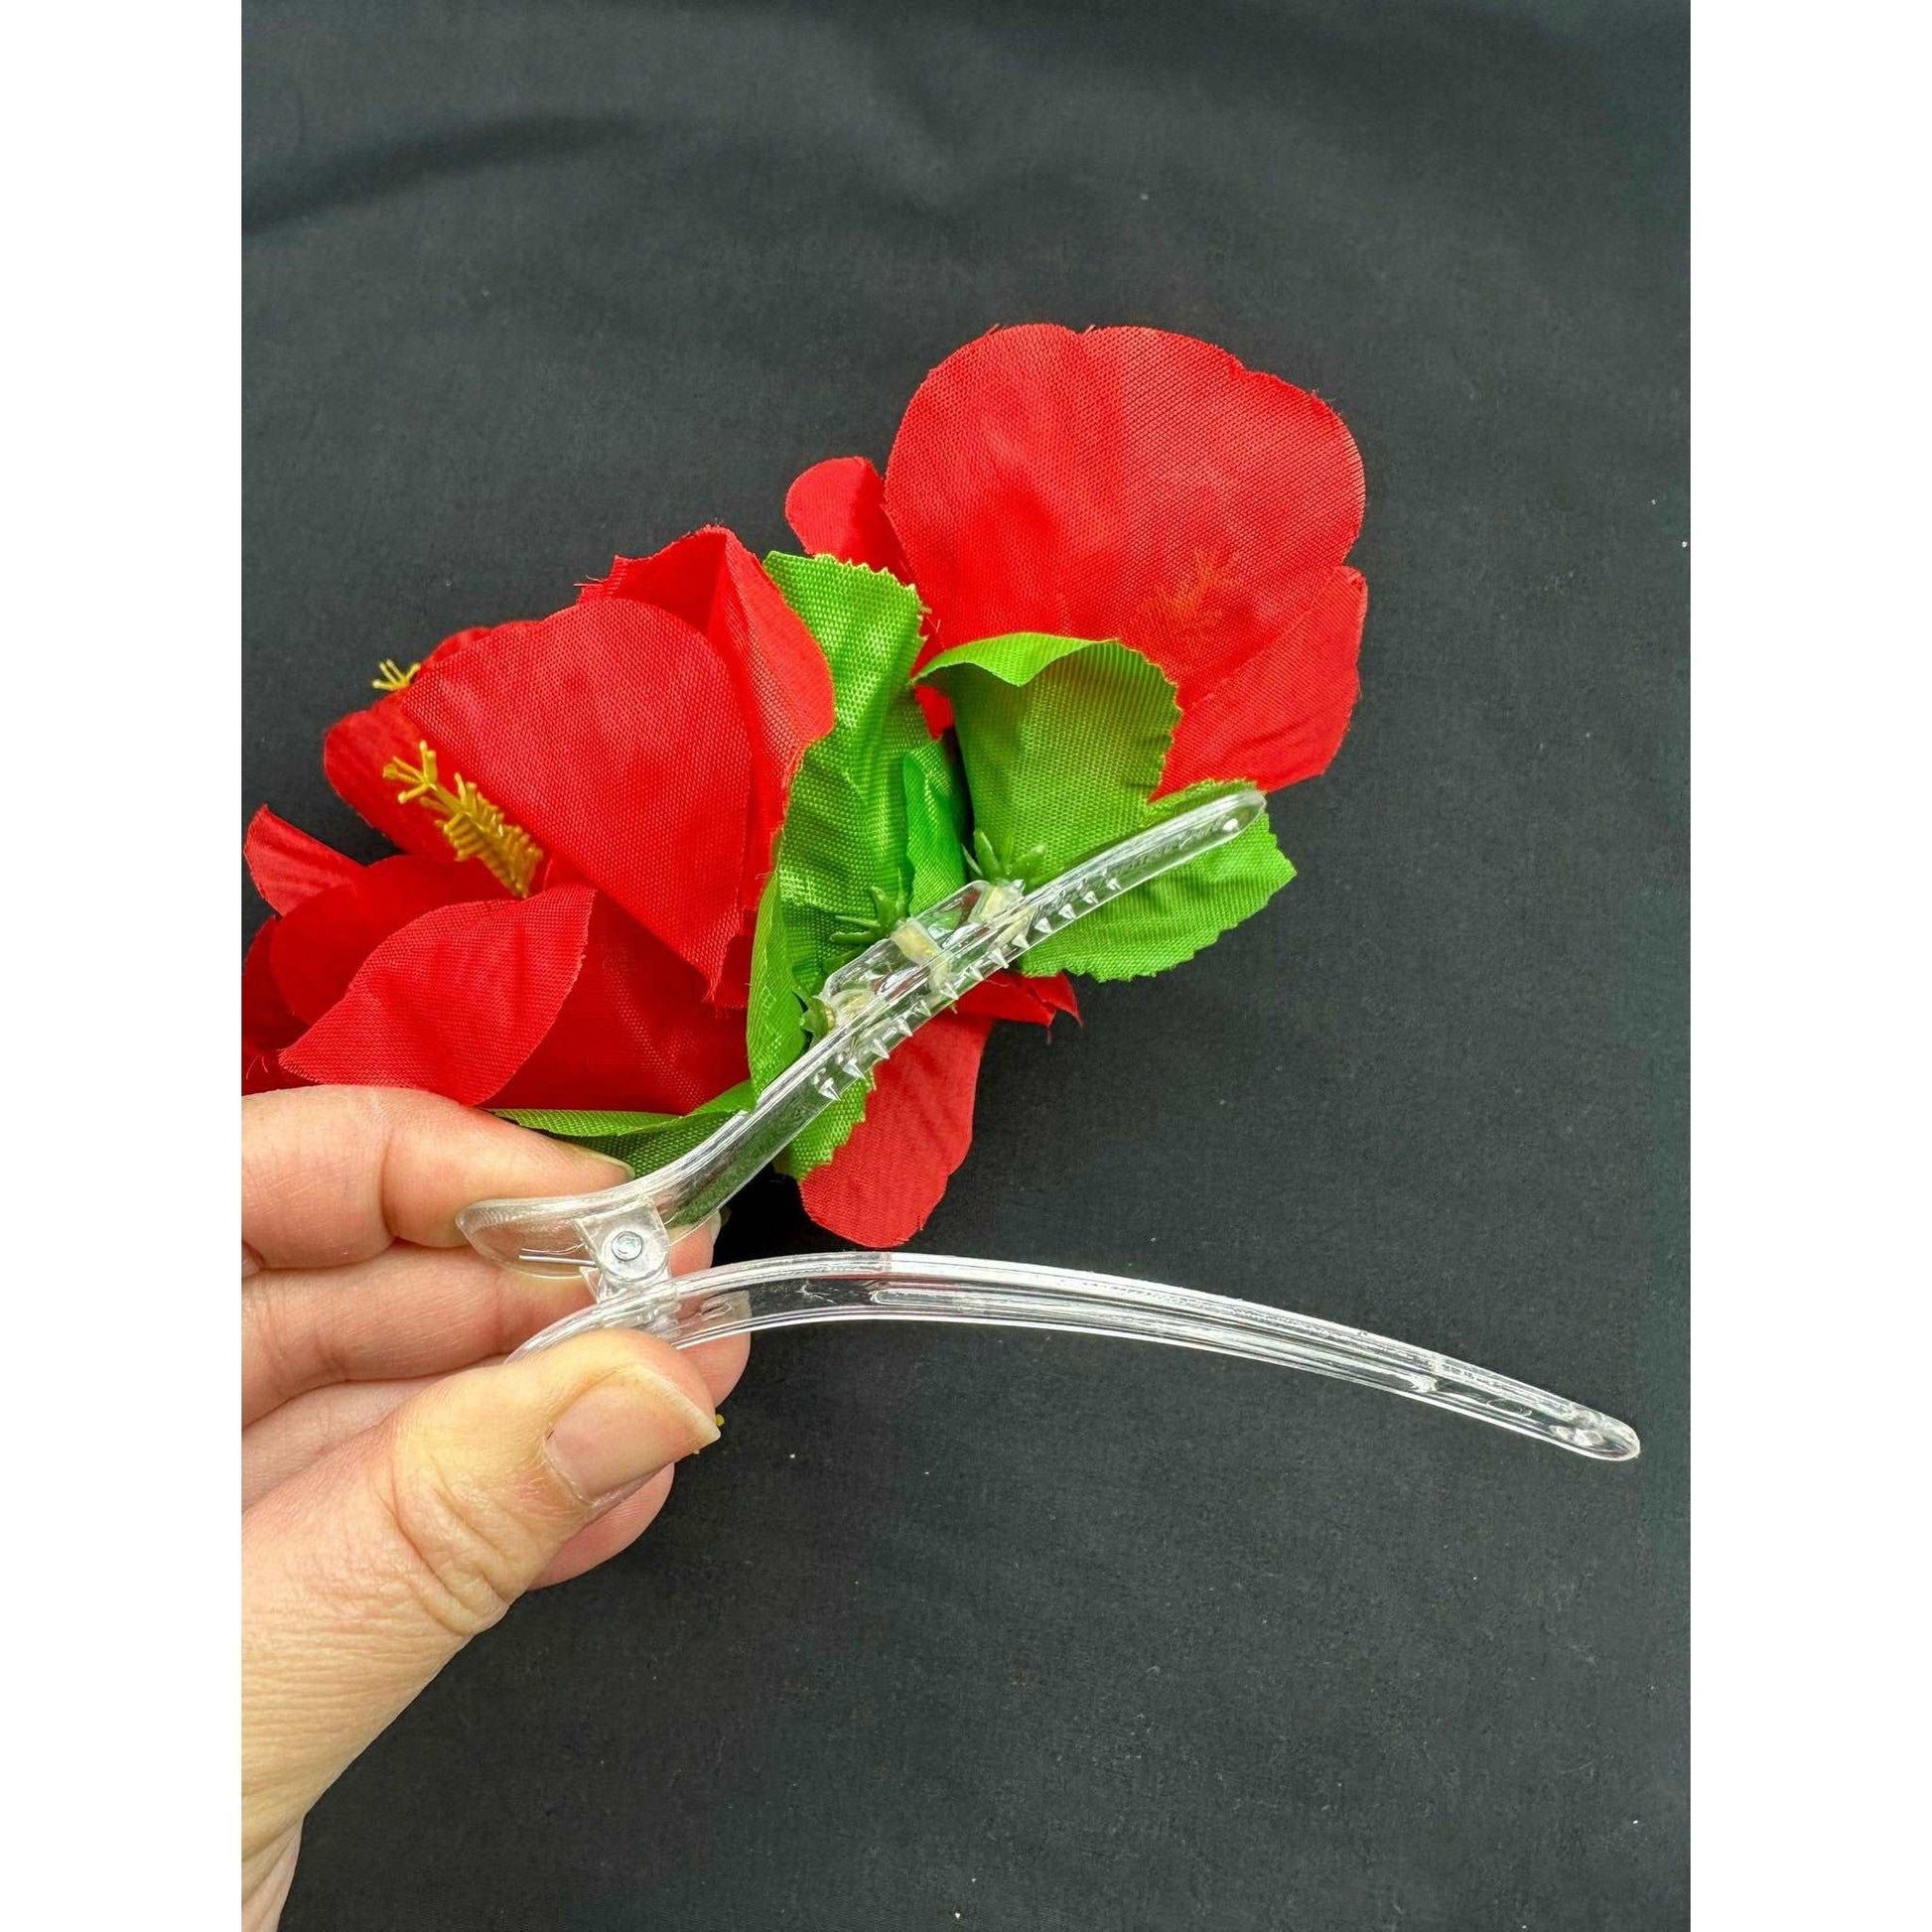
[242,1251,580,1428]
[243,1087,630,1272]
[242,1331,718,1865]
[242,1375,435,1508]
[685,1334,750,1410]
[243,1828,301,1932]
[241,1335,750,1508]
[241,1223,719,1426]
[532,1466,676,1587]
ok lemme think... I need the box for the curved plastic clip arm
[507,1252,1639,1462]
[457,788,1640,1463]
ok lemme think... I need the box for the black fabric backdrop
[243,3,1688,1925]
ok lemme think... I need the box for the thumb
[242,1331,717,1872]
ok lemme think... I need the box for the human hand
[241,1088,744,1929]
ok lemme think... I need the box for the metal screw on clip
[596,1224,669,1299]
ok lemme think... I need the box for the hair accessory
[246,324,1637,1461]
[462,791,1637,1459]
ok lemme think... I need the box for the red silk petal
[578,526,836,956]
[956,969,1080,1028]
[784,457,912,580]
[397,598,753,995]
[280,887,597,1105]
[882,325,1366,786]
[1159,564,1367,794]
[324,621,541,861]
[269,856,499,1025]
[242,918,303,1092]
[798,1012,995,1246]
[323,699,456,863]
[492,895,751,1115]
[243,809,362,913]
[423,625,497,667]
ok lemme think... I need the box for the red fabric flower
[783,325,1367,1243]
[245,528,834,1112]
[787,323,1367,792]
[245,333,1364,1254]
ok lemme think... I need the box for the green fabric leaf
[1022,777,1293,978]
[499,1080,759,1175]
[745,868,802,1090]
[750,554,966,1175]
[900,736,970,912]
[918,632,1294,980]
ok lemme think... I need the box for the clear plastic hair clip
[460,789,1639,1463]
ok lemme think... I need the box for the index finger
[242,1087,632,1273]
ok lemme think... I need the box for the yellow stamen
[381,741,544,897]
[372,658,421,693]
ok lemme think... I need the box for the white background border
[8,2,1929,1920]
[7,1,238,1917]
[1692,0,1926,1920]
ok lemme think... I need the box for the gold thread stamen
[381,741,544,897]
[372,658,421,693]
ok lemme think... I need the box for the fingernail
[545,1370,719,1505]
